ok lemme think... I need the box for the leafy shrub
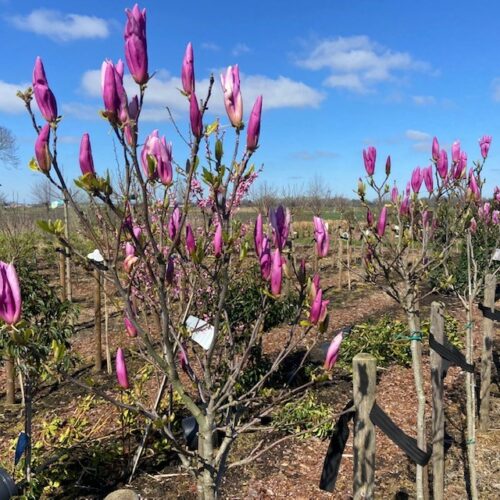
[338,314,462,369]
[272,392,334,439]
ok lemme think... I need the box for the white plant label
[186,315,215,350]
[87,249,104,263]
[492,248,500,261]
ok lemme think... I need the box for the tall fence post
[480,273,496,431]
[58,250,66,301]
[337,231,343,290]
[353,353,376,499]
[94,269,102,372]
[430,302,445,500]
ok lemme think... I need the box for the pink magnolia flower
[220,65,243,128]
[437,149,448,179]
[377,206,388,237]
[313,216,329,258]
[101,59,128,121]
[492,210,499,224]
[35,124,51,173]
[470,217,477,233]
[479,135,492,159]
[0,261,22,325]
[423,165,433,193]
[246,95,263,152]
[181,42,195,96]
[411,167,423,193]
[213,222,223,258]
[432,137,440,162]
[116,348,130,389]
[32,57,58,122]
[468,169,480,200]
[270,248,282,296]
[324,331,343,370]
[385,155,391,176]
[124,314,137,338]
[124,4,148,85]
[391,184,399,204]
[189,92,203,138]
[366,209,374,227]
[309,288,329,325]
[269,206,290,251]
[168,206,181,240]
[79,133,96,177]
[259,237,271,280]
[363,146,376,176]
[451,140,461,164]
[254,213,264,257]
[141,130,173,185]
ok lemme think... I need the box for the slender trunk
[24,375,32,482]
[197,412,217,500]
[406,303,429,500]
[63,200,72,302]
[5,357,15,405]
[465,308,478,499]
[59,251,66,301]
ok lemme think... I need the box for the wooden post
[337,231,343,290]
[94,269,102,372]
[353,353,376,499]
[430,302,445,500]
[59,250,66,301]
[347,229,352,291]
[63,199,72,302]
[480,273,496,431]
[104,277,112,374]
[5,357,15,405]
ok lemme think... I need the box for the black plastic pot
[0,468,17,500]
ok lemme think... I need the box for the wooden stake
[353,353,376,499]
[430,302,445,500]
[5,357,15,405]
[94,269,102,372]
[480,273,496,431]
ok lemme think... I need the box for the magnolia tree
[356,137,497,499]
[15,5,340,498]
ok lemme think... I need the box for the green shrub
[338,314,462,369]
[272,392,334,439]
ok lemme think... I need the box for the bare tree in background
[280,183,305,213]
[306,174,331,215]
[250,180,278,214]
[31,178,53,215]
[0,126,19,169]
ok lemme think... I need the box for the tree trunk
[465,309,478,499]
[406,304,429,500]
[197,413,217,500]
[94,270,102,373]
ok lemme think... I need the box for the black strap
[478,303,500,322]
[370,403,431,466]
[495,284,500,303]
[319,399,355,492]
[429,333,474,373]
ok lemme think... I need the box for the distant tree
[280,183,305,213]
[251,180,278,214]
[0,126,19,169]
[306,174,331,215]
[31,179,53,215]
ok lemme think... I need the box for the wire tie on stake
[466,438,475,445]
[464,321,474,329]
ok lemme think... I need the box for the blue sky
[1,0,499,202]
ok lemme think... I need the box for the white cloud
[291,150,338,161]
[405,129,431,152]
[201,42,220,51]
[297,36,432,93]
[412,95,436,106]
[405,129,430,141]
[492,78,500,102]
[0,80,29,113]
[78,68,325,121]
[9,9,109,42]
[232,43,251,56]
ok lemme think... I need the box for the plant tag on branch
[186,315,215,350]
[492,248,500,261]
[87,249,104,263]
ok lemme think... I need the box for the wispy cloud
[291,150,338,161]
[201,41,220,51]
[412,95,436,106]
[0,80,29,113]
[405,129,431,152]
[232,43,251,56]
[296,36,432,93]
[8,9,109,42]
[78,69,325,121]
[491,78,500,102]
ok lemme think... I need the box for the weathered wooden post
[480,273,496,431]
[94,269,102,372]
[353,353,376,499]
[5,358,15,405]
[58,250,66,301]
[337,229,343,290]
[430,302,445,500]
